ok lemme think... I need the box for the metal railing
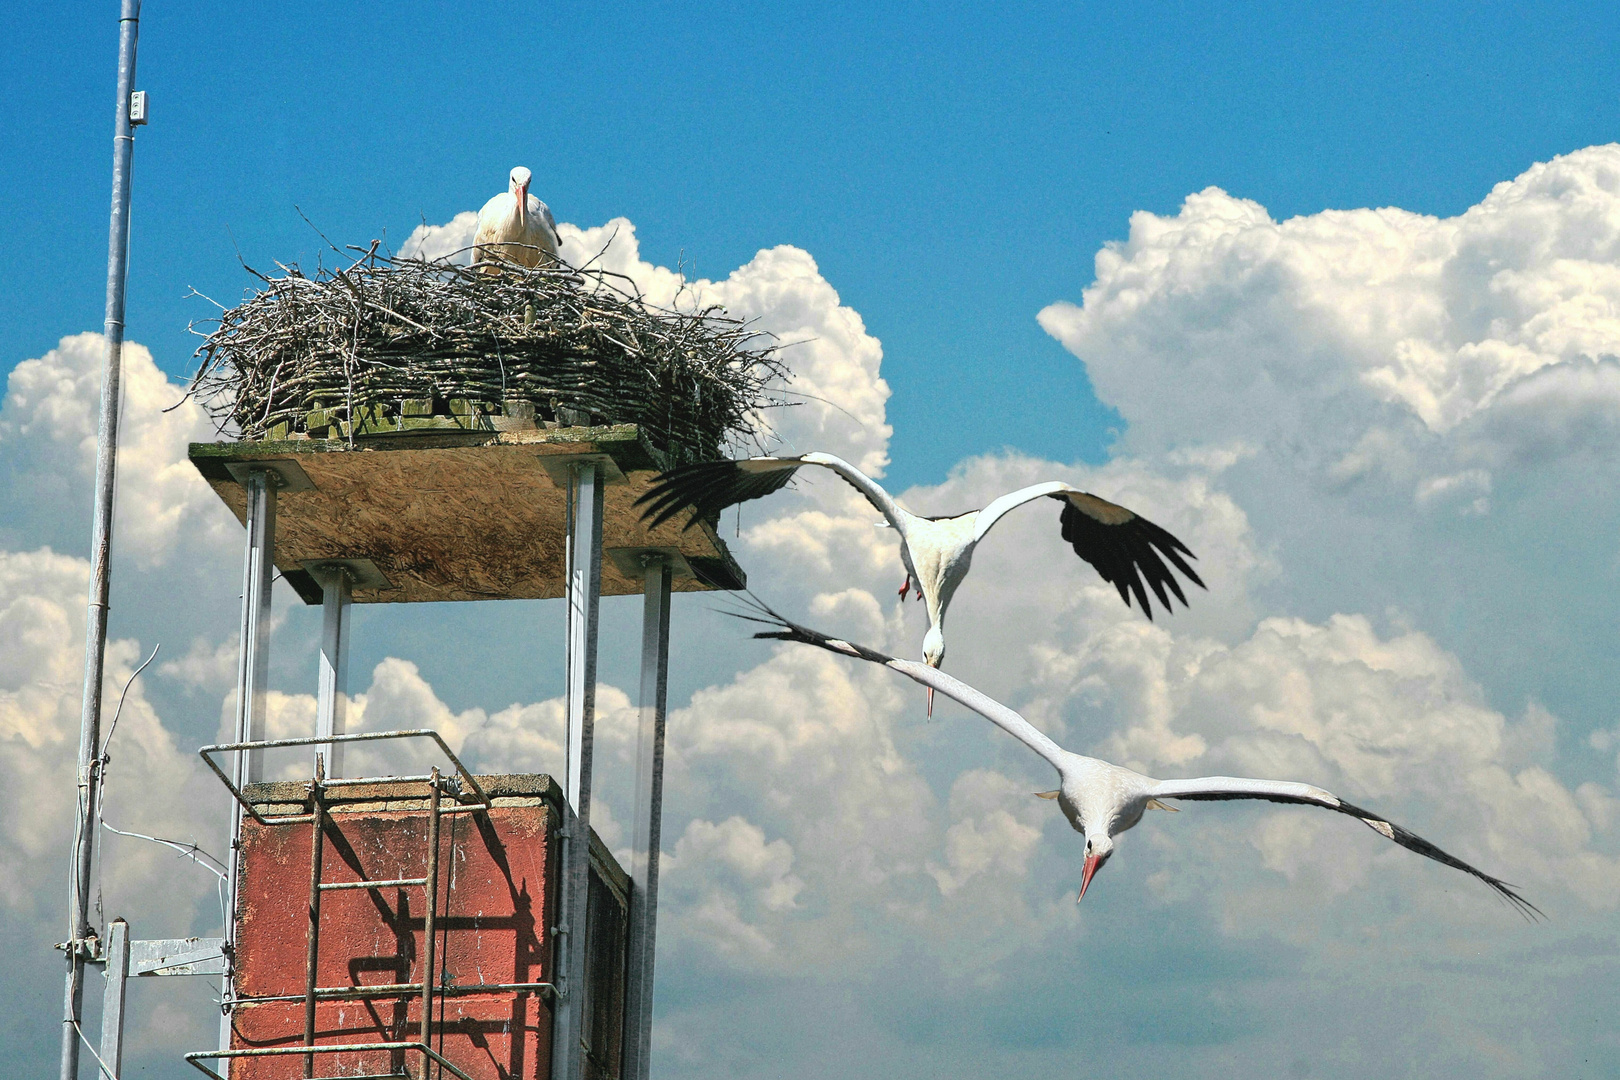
[183,1041,476,1080]
[197,729,492,825]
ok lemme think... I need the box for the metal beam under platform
[188,424,746,604]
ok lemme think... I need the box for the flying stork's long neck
[887,656,1069,770]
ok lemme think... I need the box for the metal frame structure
[71,370,682,1080]
[199,457,662,1080]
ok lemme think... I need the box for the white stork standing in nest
[737,602,1540,918]
[637,453,1205,713]
[473,166,559,273]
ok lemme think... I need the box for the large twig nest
[187,243,787,466]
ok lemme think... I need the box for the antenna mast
[61,2,144,1077]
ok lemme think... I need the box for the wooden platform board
[189,425,746,604]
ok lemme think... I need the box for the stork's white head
[1077,831,1115,903]
[509,166,532,221]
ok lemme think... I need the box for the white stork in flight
[638,453,1205,712]
[473,166,559,273]
[734,601,1541,918]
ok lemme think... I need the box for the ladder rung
[313,982,424,999]
[322,774,435,786]
[318,877,427,891]
[239,981,553,1005]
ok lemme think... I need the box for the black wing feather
[1166,790,1541,920]
[1055,497,1206,620]
[635,459,800,530]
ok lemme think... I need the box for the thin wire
[84,644,162,948]
[98,643,159,761]
[94,642,231,934]
[70,1018,118,1080]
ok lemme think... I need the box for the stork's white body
[795,455,1103,669]
[474,167,559,272]
[1053,753,1153,839]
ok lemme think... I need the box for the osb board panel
[190,425,745,603]
[231,803,556,1079]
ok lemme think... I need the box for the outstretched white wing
[1149,776,1540,918]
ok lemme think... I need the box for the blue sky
[8,2,1617,483]
[5,3,1620,1078]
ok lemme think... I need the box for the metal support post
[99,919,131,1079]
[622,557,672,1080]
[302,766,324,1080]
[313,567,351,778]
[63,4,141,1077]
[420,769,444,1050]
[551,462,603,1080]
[233,471,277,787]
[563,462,603,815]
[219,468,277,1072]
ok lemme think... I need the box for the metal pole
[622,557,671,1080]
[63,4,141,1076]
[420,769,443,1052]
[551,462,603,1080]
[234,471,277,787]
[302,767,324,1080]
[313,568,351,778]
[219,469,277,1072]
[563,463,603,813]
[99,918,131,1079]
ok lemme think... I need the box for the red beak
[926,686,935,719]
[1077,851,1102,902]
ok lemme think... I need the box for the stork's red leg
[898,578,910,600]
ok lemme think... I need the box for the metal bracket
[224,458,315,493]
[131,937,226,976]
[605,547,691,581]
[537,452,626,487]
[56,935,101,961]
[298,557,392,591]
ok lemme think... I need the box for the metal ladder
[300,760,446,1078]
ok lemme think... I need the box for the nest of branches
[187,243,786,465]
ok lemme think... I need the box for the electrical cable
[94,643,231,933]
